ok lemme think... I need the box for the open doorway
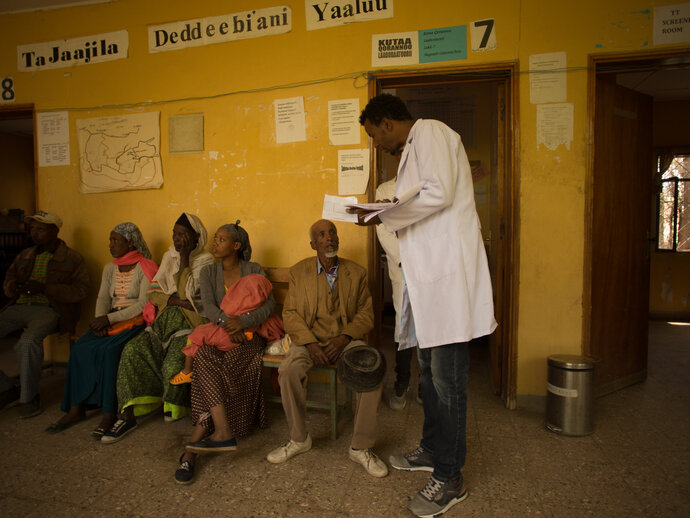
[586,51,690,396]
[365,65,519,407]
[0,106,35,307]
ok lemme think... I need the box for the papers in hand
[346,181,424,223]
[323,194,358,223]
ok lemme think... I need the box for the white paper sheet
[328,98,360,146]
[537,103,574,151]
[323,194,358,223]
[347,181,424,222]
[529,52,567,104]
[338,149,369,195]
[275,96,306,144]
[37,111,70,167]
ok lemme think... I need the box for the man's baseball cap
[26,210,63,229]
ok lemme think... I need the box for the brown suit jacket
[282,257,373,346]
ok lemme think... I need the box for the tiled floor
[0,320,688,517]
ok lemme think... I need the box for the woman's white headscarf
[151,212,214,312]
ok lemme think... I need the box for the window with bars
[657,154,690,252]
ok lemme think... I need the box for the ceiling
[0,0,110,15]
[616,68,690,102]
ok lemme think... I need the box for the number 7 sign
[470,19,496,52]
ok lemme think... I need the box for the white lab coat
[379,119,497,349]
[376,178,402,342]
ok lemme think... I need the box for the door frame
[365,62,520,407]
[584,49,690,377]
[0,104,37,211]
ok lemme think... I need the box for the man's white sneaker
[266,434,312,464]
[349,448,389,478]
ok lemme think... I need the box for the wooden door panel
[591,77,652,395]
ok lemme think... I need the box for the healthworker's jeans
[417,341,469,482]
[0,304,59,403]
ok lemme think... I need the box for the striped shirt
[16,251,53,305]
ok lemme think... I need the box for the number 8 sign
[1,77,15,103]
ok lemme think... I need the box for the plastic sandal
[170,370,193,385]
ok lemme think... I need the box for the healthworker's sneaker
[101,418,137,444]
[266,434,312,464]
[388,383,409,410]
[408,475,468,518]
[349,448,388,478]
[389,446,434,472]
[19,395,42,419]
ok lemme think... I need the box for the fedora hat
[337,346,386,392]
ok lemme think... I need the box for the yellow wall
[0,131,34,216]
[650,100,690,319]
[1,0,688,398]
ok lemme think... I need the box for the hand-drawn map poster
[77,112,163,194]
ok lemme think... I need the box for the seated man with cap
[266,219,388,478]
[0,210,89,418]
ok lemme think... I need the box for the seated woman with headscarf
[46,222,158,437]
[101,213,214,443]
[173,221,279,485]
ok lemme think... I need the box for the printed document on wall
[77,112,163,193]
[529,52,567,104]
[338,149,369,195]
[37,111,70,167]
[328,98,360,145]
[537,103,573,151]
[275,96,306,144]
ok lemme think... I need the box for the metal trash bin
[545,355,595,436]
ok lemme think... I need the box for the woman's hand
[229,331,248,343]
[90,315,110,332]
[222,316,243,335]
[168,294,193,311]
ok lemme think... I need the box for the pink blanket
[183,273,284,357]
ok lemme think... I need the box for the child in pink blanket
[170,273,284,384]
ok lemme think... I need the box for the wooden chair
[262,267,353,440]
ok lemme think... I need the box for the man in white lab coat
[353,94,497,518]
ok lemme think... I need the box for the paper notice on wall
[372,31,419,67]
[338,149,369,195]
[306,0,394,31]
[328,98,360,146]
[537,103,573,151]
[654,3,690,45]
[529,52,567,104]
[37,111,70,167]
[275,96,306,144]
[17,30,128,72]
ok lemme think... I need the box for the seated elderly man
[266,219,388,478]
[0,211,89,418]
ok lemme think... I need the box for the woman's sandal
[170,370,193,385]
[45,416,85,434]
[91,426,107,439]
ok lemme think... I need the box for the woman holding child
[174,221,284,484]
[46,222,158,437]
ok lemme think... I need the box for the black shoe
[0,386,20,411]
[101,418,137,444]
[19,395,42,419]
[185,436,237,453]
[174,453,195,485]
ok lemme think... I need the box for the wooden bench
[263,267,353,440]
